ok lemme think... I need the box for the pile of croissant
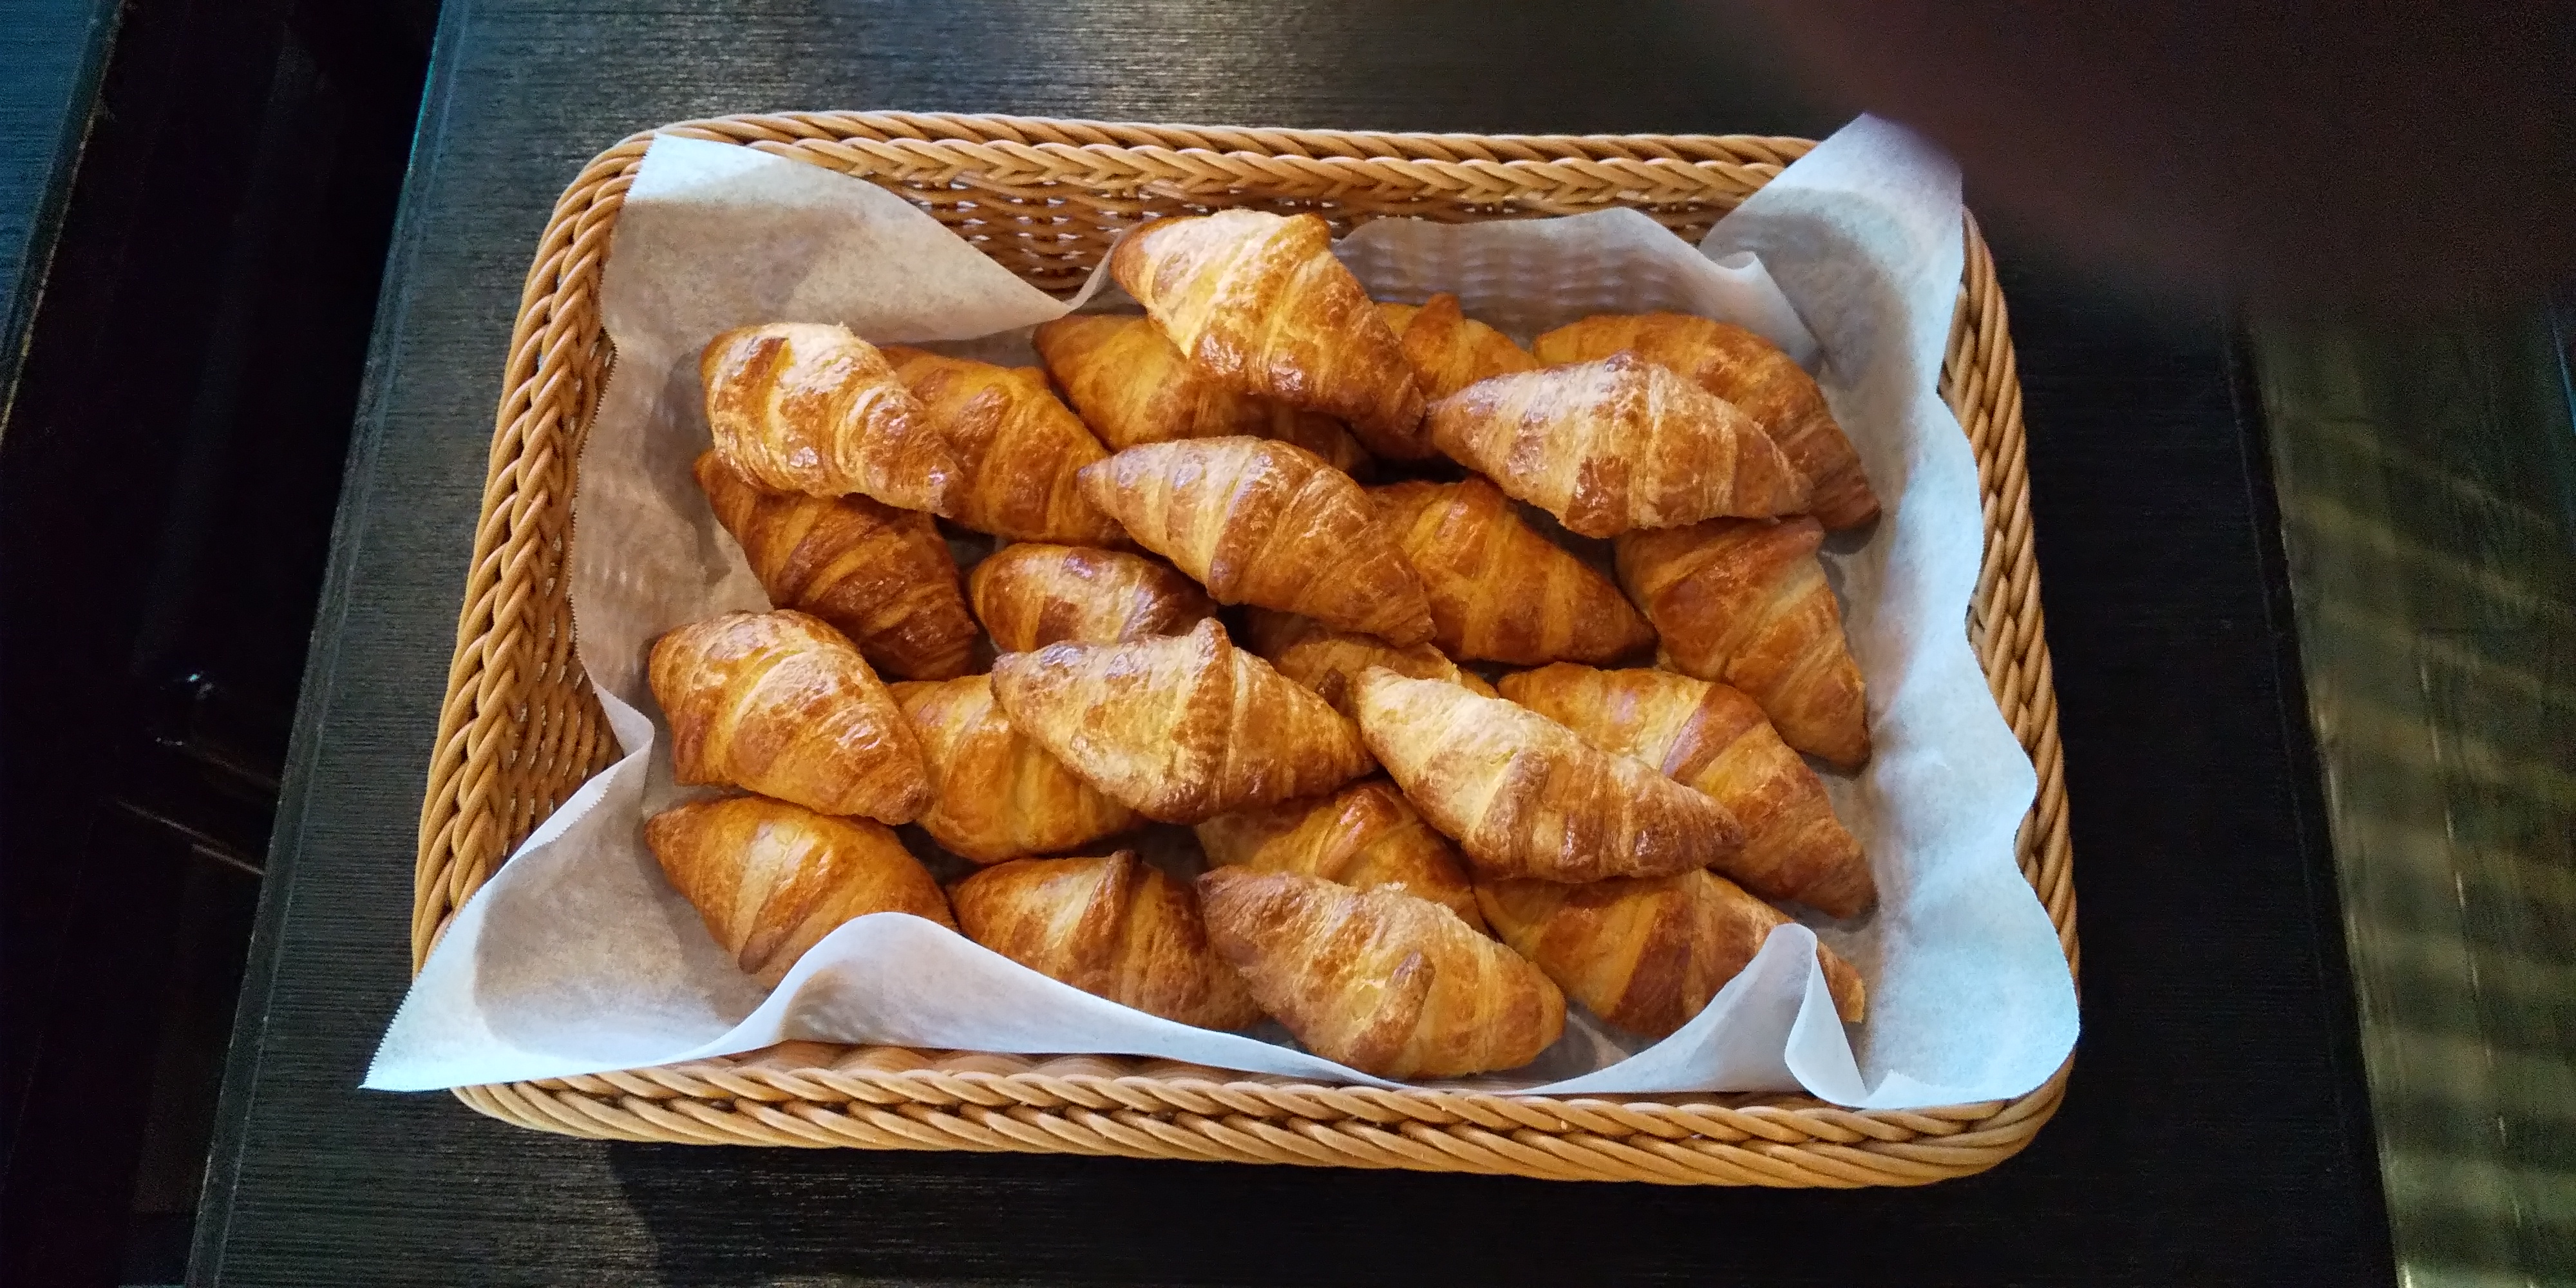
[640,209,1882,1079]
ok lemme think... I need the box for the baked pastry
[1032,313,1371,473]
[699,322,958,512]
[1242,608,1495,719]
[965,542,1216,652]
[644,795,954,987]
[1533,312,1877,529]
[1199,868,1563,1077]
[647,610,931,823]
[891,674,1143,863]
[1375,293,1539,401]
[951,851,1262,1029]
[1351,668,1743,882]
[694,451,976,680]
[1425,353,1808,538]
[990,618,1373,824]
[1615,516,1870,768]
[1109,209,1426,459]
[878,346,1126,545]
[1497,664,1871,916]
[1479,868,1866,1037]
[1078,437,1433,646]
[1195,778,1486,930]
[1373,477,1654,666]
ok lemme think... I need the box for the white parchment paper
[368,117,2077,1106]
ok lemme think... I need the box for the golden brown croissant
[1242,608,1495,719]
[891,675,1144,863]
[1031,313,1372,474]
[1533,312,1879,529]
[876,346,1126,545]
[1079,437,1434,645]
[644,795,955,987]
[951,851,1262,1029]
[1352,669,1743,882]
[965,543,1217,653]
[990,618,1374,824]
[1376,293,1540,401]
[1199,867,1562,1077]
[1477,869,1866,1036]
[1195,779,1486,930]
[1496,664,1871,916]
[648,610,932,822]
[694,451,977,681]
[1615,516,1870,768]
[1372,477,1654,666]
[1425,353,1809,538]
[699,323,958,512]
[1108,210,1427,459]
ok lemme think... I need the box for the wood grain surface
[195,1,2393,1283]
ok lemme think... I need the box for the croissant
[966,542,1217,652]
[1242,608,1495,719]
[1352,668,1743,882]
[952,851,1262,1029]
[1477,869,1866,1037]
[694,451,977,680]
[1032,313,1372,474]
[699,323,958,512]
[1496,664,1871,916]
[1534,312,1878,529]
[990,618,1374,824]
[1199,868,1562,1077]
[644,795,954,987]
[891,675,1144,863]
[1425,353,1809,538]
[1078,437,1434,645]
[1373,477,1654,666]
[1195,779,1486,930]
[1376,293,1539,401]
[1616,517,1870,768]
[877,346,1126,545]
[1109,210,1427,459]
[648,610,932,822]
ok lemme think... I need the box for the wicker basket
[414,111,2076,1187]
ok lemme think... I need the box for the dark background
[0,1,2401,1284]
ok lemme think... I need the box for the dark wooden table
[193,2,2396,1283]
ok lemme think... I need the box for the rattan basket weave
[415,111,2076,1187]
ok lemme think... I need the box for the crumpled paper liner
[368,117,2076,1107]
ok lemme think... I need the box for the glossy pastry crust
[1374,477,1654,666]
[990,618,1374,824]
[1426,352,1809,538]
[1615,516,1871,768]
[1499,663,1871,916]
[892,674,1143,864]
[1351,668,1743,882]
[696,451,977,681]
[699,322,958,512]
[1200,867,1563,1077]
[1535,311,1877,529]
[1079,437,1433,646]
[1110,210,1426,458]
[644,795,954,987]
[1477,867,1867,1037]
[952,851,1263,1029]
[1032,312,1371,473]
[647,609,932,823]
[966,543,1217,653]
[1195,778,1487,931]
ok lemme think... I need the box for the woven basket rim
[408,111,2077,1187]
[651,108,1823,156]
